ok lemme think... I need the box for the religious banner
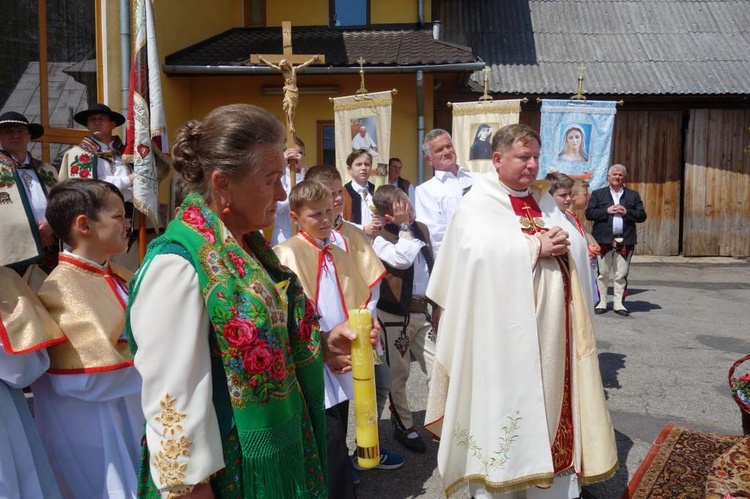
[539,99,617,190]
[451,99,523,173]
[332,90,393,186]
[124,0,168,226]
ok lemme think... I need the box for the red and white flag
[125,0,167,225]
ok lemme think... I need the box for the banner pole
[138,211,147,262]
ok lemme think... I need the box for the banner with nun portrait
[451,99,522,173]
[539,99,617,190]
[332,90,393,187]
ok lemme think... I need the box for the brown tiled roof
[164,26,478,70]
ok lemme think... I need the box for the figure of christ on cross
[249,21,325,140]
[258,55,319,134]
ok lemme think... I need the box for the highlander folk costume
[128,193,327,497]
[0,145,57,273]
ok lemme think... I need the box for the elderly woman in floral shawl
[128,104,373,498]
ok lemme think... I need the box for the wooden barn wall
[684,109,750,257]
[436,100,748,257]
[609,110,683,256]
[522,110,682,256]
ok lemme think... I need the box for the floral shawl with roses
[127,192,327,498]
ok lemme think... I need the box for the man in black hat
[0,112,59,277]
[60,103,134,209]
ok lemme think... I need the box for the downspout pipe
[416,70,425,184]
[120,0,131,117]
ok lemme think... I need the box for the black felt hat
[73,103,126,127]
[0,112,45,139]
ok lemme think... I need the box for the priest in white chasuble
[425,124,617,498]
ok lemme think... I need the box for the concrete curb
[631,255,748,265]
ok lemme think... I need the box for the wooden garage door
[684,109,750,257]
[610,110,683,256]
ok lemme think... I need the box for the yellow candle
[348,308,379,469]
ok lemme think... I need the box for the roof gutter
[163,62,485,76]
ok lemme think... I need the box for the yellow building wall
[154,0,242,138]
[103,0,437,189]
[180,72,432,185]
[266,1,328,25]
[266,0,432,26]
[103,0,240,126]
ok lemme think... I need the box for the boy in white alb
[0,267,65,499]
[305,165,406,470]
[274,180,372,498]
[33,178,143,498]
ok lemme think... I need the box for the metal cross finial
[479,66,493,101]
[356,57,368,95]
[570,64,587,100]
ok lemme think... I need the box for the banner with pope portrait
[451,99,523,173]
[539,99,617,190]
[332,90,393,186]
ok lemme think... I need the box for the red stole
[510,192,574,473]
[509,194,546,234]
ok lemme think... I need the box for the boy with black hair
[33,178,143,498]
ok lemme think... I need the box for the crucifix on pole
[248,21,325,189]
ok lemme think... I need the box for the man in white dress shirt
[415,129,477,257]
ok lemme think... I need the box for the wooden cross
[249,21,325,187]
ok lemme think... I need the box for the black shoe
[394,426,427,453]
[594,307,607,315]
[614,308,630,317]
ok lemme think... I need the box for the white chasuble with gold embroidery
[424,173,617,498]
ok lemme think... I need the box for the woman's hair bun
[171,120,203,184]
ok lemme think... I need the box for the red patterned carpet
[623,423,750,498]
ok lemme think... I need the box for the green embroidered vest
[127,193,327,498]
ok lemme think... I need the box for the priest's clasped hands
[536,226,570,258]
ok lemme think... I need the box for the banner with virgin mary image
[332,90,393,187]
[539,99,617,190]
[451,99,522,173]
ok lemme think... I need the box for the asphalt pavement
[348,256,750,498]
